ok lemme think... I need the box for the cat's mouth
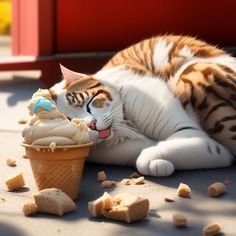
[85,119,112,139]
[98,127,112,139]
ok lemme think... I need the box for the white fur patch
[178,46,193,59]
[153,39,173,69]
[50,80,66,94]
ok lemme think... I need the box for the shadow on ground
[0,75,43,106]
[0,221,25,236]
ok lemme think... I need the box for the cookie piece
[131,172,141,178]
[172,213,188,227]
[120,176,145,185]
[33,188,76,216]
[98,171,107,182]
[101,180,116,188]
[18,119,27,124]
[103,193,149,223]
[208,183,225,197]
[23,202,38,216]
[6,158,17,167]
[133,176,145,185]
[177,183,191,197]
[164,196,175,202]
[203,223,221,236]
[120,179,132,185]
[4,172,25,190]
[88,192,114,217]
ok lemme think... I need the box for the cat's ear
[60,64,86,86]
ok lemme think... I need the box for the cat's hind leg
[136,129,233,177]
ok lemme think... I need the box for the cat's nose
[87,120,97,130]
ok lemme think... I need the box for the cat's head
[49,65,130,143]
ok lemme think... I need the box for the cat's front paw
[136,147,174,177]
[149,159,174,177]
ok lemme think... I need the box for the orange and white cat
[50,35,236,177]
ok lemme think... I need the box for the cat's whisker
[112,121,141,136]
[108,103,122,115]
[112,124,133,137]
[112,124,144,141]
[107,96,118,112]
[110,104,121,113]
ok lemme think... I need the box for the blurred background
[0,0,11,35]
[0,0,11,57]
[1,0,236,88]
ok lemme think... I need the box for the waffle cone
[21,142,93,200]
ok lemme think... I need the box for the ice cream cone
[21,142,93,200]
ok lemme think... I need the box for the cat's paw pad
[149,159,174,177]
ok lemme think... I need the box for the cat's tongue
[98,129,111,138]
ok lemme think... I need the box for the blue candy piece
[33,97,53,113]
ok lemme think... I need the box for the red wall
[56,0,236,53]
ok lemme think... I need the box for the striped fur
[104,35,225,79]
[66,77,112,107]
[103,35,236,156]
[169,61,236,154]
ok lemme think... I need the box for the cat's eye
[86,97,94,114]
[86,92,99,114]
[86,103,91,114]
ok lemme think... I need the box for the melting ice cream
[22,89,91,146]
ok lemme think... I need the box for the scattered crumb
[23,154,28,159]
[121,176,145,185]
[203,223,221,236]
[177,183,191,198]
[101,180,116,188]
[4,172,25,191]
[120,179,132,185]
[164,196,175,202]
[131,172,141,178]
[133,176,145,185]
[0,197,6,202]
[23,202,38,216]
[208,182,225,197]
[18,119,27,124]
[6,157,17,167]
[98,171,107,182]
[172,213,188,227]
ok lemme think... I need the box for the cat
[49,35,236,177]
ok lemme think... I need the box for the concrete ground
[0,36,236,236]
